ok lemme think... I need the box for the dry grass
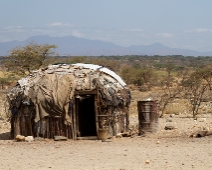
[0,90,9,120]
[163,100,189,115]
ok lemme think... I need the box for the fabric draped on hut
[7,63,131,140]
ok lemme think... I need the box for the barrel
[97,128,108,140]
[137,100,159,134]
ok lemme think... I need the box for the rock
[108,136,116,140]
[166,119,173,122]
[145,160,150,164]
[34,137,46,141]
[156,141,160,144]
[121,132,131,137]
[25,136,34,142]
[54,136,68,141]
[170,114,175,117]
[116,133,123,138]
[199,118,206,122]
[15,135,25,142]
[101,139,112,142]
[191,130,212,138]
[164,126,175,130]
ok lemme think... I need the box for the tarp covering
[7,63,131,125]
[72,63,126,86]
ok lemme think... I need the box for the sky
[0,0,212,52]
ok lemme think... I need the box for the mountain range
[0,35,212,56]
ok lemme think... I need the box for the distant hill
[0,35,212,56]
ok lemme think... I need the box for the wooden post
[49,117,52,138]
[28,114,33,136]
[55,119,59,136]
[53,118,56,137]
[46,117,49,138]
[14,116,20,137]
[72,97,77,140]
[65,124,68,138]
[69,126,72,139]
[20,116,23,136]
[94,94,99,137]
[10,117,14,139]
[42,118,46,138]
[59,118,63,136]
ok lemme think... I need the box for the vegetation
[4,41,57,75]
[181,67,212,118]
[3,42,212,117]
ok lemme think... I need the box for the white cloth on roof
[72,63,102,70]
[72,63,126,86]
[100,67,126,86]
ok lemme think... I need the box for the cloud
[4,26,23,30]
[196,28,209,33]
[155,33,174,38]
[72,30,83,38]
[185,28,212,33]
[4,26,24,32]
[32,28,56,35]
[47,22,73,27]
[125,28,143,32]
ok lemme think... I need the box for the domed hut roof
[7,63,131,140]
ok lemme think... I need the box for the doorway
[76,95,97,137]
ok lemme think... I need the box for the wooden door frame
[73,90,99,139]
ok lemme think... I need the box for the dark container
[137,100,159,134]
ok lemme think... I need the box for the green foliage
[121,66,156,88]
[4,41,57,75]
[0,74,14,89]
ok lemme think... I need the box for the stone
[164,126,175,130]
[166,119,173,122]
[170,114,175,117]
[54,136,68,141]
[34,137,46,141]
[199,118,206,122]
[25,136,34,142]
[121,132,131,137]
[15,135,25,142]
[145,160,150,164]
[116,133,123,138]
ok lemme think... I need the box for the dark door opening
[76,95,97,137]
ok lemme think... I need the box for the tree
[5,42,57,75]
[121,66,156,90]
[158,66,189,117]
[159,75,184,117]
[0,77,11,89]
[182,67,212,118]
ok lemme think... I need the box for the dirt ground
[1,89,212,170]
[1,114,212,170]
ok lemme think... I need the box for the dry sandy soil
[1,89,212,170]
[1,115,212,170]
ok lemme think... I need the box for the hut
[7,63,131,140]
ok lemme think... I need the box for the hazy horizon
[0,1,212,52]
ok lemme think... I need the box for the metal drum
[97,129,108,140]
[137,100,159,134]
